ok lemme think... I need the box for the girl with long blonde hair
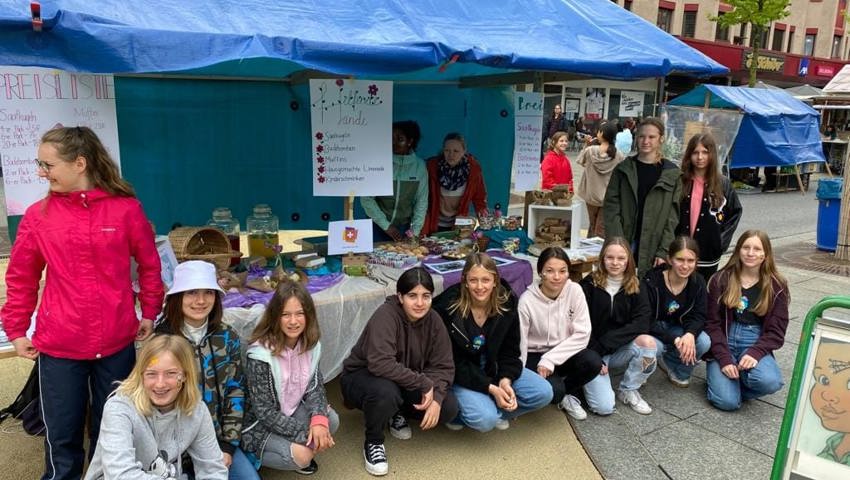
[433,253,552,432]
[704,230,789,411]
[580,237,656,415]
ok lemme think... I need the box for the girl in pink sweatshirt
[519,247,603,421]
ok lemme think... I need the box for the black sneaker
[363,441,388,476]
[295,459,318,475]
[388,412,412,440]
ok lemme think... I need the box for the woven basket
[168,227,242,270]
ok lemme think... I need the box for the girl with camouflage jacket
[155,261,258,480]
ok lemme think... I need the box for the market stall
[0,0,727,359]
[667,85,827,193]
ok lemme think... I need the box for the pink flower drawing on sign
[316,145,324,153]
[368,84,378,96]
[315,132,324,141]
[317,156,325,164]
[336,79,345,87]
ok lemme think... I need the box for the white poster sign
[512,91,544,192]
[619,90,644,117]
[327,218,374,255]
[0,67,119,215]
[310,79,393,197]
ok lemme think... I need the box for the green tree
[709,0,791,87]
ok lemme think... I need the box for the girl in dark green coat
[603,117,682,274]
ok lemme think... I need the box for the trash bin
[816,178,843,251]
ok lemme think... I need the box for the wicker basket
[168,227,242,270]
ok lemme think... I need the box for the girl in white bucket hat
[154,261,260,479]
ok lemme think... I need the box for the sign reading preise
[309,79,393,197]
[0,67,120,215]
[511,91,544,191]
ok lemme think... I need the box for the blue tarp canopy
[669,85,825,168]
[0,0,727,80]
[0,0,729,236]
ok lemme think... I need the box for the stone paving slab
[641,421,775,480]
[570,411,669,480]
[687,398,784,457]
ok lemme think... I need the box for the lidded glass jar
[247,204,280,260]
[208,207,241,267]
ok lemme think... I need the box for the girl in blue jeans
[433,253,552,432]
[580,237,656,415]
[704,230,789,411]
[644,236,711,388]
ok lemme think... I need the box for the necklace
[740,275,759,289]
[471,307,488,327]
[663,270,687,295]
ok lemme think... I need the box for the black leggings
[525,348,602,404]
[340,368,459,443]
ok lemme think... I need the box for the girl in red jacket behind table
[540,131,573,190]
[1,126,163,480]
[424,133,489,234]
[705,230,789,411]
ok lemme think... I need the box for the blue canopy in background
[0,0,729,235]
[0,0,726,80]
[668,85,825,168]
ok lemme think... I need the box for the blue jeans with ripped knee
[583,339,657,415]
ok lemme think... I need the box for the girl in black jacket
[433,253,552,432]
[676,133,742,281]
[644,236,711,388]
[580,237,656,415]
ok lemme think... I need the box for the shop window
[715,12,729,42]
[772,29,784,51]
[804,34,816,56]
[832,35,842,58]
[657,7,673,33]
[607,90,654,121]
[733,23,747,45]
[682,11,697,38]
[787,30,795,53]
[750,25,769,48]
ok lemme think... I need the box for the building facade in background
[615,0,850,89]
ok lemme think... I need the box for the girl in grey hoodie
[85,335,227,480]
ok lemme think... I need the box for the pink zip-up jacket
[1,189,163,360]
[518,280,592,373]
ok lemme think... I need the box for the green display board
[772,296,850,479]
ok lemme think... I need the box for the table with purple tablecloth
[421,250,533,296]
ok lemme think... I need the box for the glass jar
[208,207,241,267]
[247,204,280,260]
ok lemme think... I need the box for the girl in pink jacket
[2,126,163,480]
[519,247,603,421]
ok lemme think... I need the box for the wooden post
[793,164,806,195]
[835,158,850,260]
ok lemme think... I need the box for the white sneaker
[617,389,652,415]
[363,442,388,476]
[388,413,412,440]
[658,356,690,388]
[558,394,587,420]
[444,422,464,431]
[494,418,510,430]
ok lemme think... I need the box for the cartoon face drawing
[810,341,850,434]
